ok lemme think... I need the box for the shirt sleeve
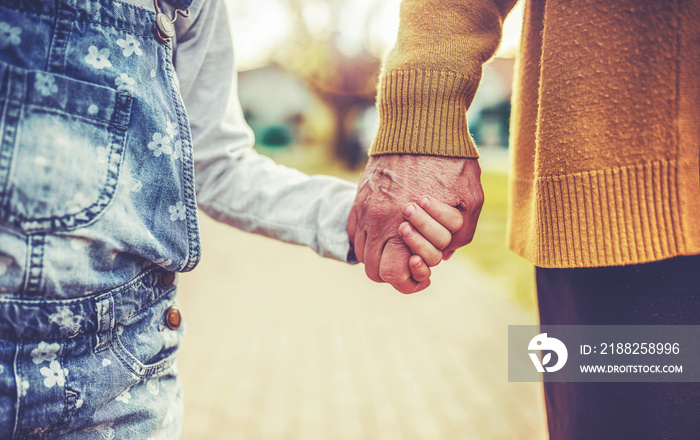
[370,0,518,157]
[172,0,357,262]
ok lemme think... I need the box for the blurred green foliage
[458,168,537,309]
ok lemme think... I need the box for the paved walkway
[177,214,547,439]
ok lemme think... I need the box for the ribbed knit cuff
[509,160,687,268]
[370,70,480,158]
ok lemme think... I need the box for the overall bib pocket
[0,61,133,233]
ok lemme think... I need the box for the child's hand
[399,196,464,282]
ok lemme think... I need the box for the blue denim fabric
[0,0,195,437]
[0,268,185,438]
[0,0,199,299]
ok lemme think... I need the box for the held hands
[400,196,465,286]
[348,155,484,294]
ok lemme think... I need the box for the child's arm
[399,196,464,282]
[183,2,356,264]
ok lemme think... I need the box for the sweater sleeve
[172,0,357,263]
[370,0,518,157]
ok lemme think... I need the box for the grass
[457,167,537,309]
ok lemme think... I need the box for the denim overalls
[0,0,198,437]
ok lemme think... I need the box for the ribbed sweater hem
[508,159,700,268]
[369,70,480,158]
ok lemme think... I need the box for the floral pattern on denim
[116,34,143,57]
[153,258,173,269]
[85,46,112,69]
[20,380,29,397]
[34,73,58,96]
[1,2,190,438]
[30,342,60,365]
[165,121,178,138]
[168,202,186,221]
[165,122,182,160]
[100,428,116,440]
[146,378,160,396]
[115,73,136,93]
[172,139,182,160]
[40,360,67,388]
[49,308,84,335]
[0,22,21,48]
[147,132,172,157]
[126,175,143,193]
[115,389,132,404]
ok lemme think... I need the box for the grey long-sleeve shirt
[129,0,356,262]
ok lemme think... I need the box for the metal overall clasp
[153,0,190,44]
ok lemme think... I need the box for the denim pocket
[0,61,132,233]
[110,293,183,378]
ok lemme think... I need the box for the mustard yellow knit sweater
[370,0,700,268]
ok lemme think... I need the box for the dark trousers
[536,255,700,440]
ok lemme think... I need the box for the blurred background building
[232,0,522,168]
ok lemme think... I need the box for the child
[0,0,462,437]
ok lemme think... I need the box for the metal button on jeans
[158,271,176,289]
[165,306,181,330]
